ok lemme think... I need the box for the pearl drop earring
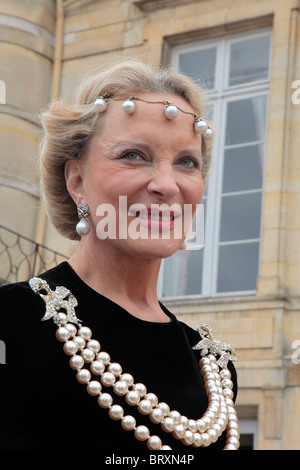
[76,204,90,237]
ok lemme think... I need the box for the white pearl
[101,372,115,387]
[121,415,136,431]
[138,399,153,415]
[87,380,102,396]
[204,128,213,140]
[216,418,226,432]
[97,351,110,365]
[208,354,216,363]
[109,404,124,420]
[227,429,240,439]
[73,336,86,351]
[222,378,233,390]
[211,423,221,435]
[120,373,134,387]
[164,104,178,119]
[182,430,194,445]
[125,390,140,406]
[202,415,212,428]
[220,369,231,380]
[161,416,175,433]
[181,415,189,429]
[211,363,219,372]
[199,357,211,366]
[78,326,92,340]
[81,348,95,363]
[134,425,150,441]
[188,419,198,432]
[227,421,239,431]
[194,119,208,134]
[201,364,212,374]
[63,340,78,356]
[113,380,128,396]
[227,436,239,448]
[90,360,105,375]
[108,362,122,377]
[228,413,238,424]
[76,368,91,384]
[207,427,218,443]
[122,99,136,114]
[204,372,215,382]
[161,445,172,450]
[192,433,203,447]
[224,443,237,450]
[145,393,158,407]
[201,432,212,447]
[147,435,162,450]
[172,424,185,439]
[133,383,147,397]
[69,354,84,370]
[98,393,113,408]
[170,410,181,424]
[227,406,237,416]
[87,339,101,353]
[57,312,68,325]
[76,219,90,236]
[56,327,70,342]
[157,402,170,416]
[66,323,77,338]
[149,408,164,424]
[223,388,234,399]
[94,97,107,112]
[197,418,207,432]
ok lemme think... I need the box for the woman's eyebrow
[112,141,201,158]
[111,141,152,153]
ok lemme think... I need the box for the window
[159,30,271,299]
[239,419,258,450]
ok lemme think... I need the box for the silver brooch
[29,277,82,327]
[192,323,237,369]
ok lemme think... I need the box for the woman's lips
[128,208,181,229]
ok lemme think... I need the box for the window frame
[158,29,272,301]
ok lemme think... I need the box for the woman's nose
[146,166,180,200]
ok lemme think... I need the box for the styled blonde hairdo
[39,58,214,241]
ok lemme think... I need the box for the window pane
[217,242,259,292]
[229,35,271,86]
[226,95,267,146]
[178,47,217,89]
[162,250,203,297]
[220,192,262,242]
[222,144,264,193]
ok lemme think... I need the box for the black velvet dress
[0,262,237,452]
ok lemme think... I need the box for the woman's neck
[69,238,170,323]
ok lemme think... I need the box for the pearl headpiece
[92,93,213,140]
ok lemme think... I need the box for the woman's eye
[179,157,200,169]
[121,151,143,161]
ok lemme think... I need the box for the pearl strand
[55,315,239,450]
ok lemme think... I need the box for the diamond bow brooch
[192,323,237,369]
[29,277,82,327]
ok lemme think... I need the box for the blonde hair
[39,58,214,240]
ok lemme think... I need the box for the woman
[0,59,238,451]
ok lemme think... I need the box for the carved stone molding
[133,0,201,13]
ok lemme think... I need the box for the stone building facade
[0,0,300,450]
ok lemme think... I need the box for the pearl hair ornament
[29,277,239,451]
[92,93,213,140]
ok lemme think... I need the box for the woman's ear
[65,159,86,205]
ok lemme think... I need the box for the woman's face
[69,92,204,259]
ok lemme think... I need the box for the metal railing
[0,225,68,285]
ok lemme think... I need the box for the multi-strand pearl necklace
[29,277,239,451]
